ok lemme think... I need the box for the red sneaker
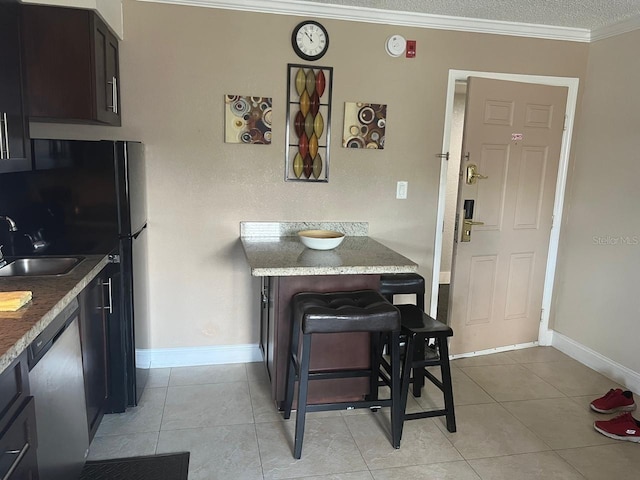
[594,412,640,442]
[590,388,636,414]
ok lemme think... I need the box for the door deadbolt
[466,164,488,185]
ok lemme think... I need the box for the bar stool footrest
[306,399,393,413]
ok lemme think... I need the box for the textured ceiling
[303,0,640,30]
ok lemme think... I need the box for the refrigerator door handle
[102,278,113,314]
[131,223,147,240]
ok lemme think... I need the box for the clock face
[292,21,329,61]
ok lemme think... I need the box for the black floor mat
[79,452,189,480]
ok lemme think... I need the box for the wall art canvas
[285,64,333,182]
[224,95,273,144]
[342,102,387,149]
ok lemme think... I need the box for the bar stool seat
[283,290,403,459]
[397,304,456,434]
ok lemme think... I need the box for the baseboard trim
[136,344,263,368]
[450,341,539,359]
[552,332,640,394]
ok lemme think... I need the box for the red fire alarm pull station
[406,40,416,58]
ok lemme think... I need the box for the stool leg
[368,332,381,401]
[283,317,302,420]
[293,333,312,459]
[389,330,402,448]
[417,293,425,312]
[399,332,414,442]
[412,335,426,397]
[438,337,456,433]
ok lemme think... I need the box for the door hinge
[540,308,545,322]
[435,152,449,160]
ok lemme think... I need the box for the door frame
[432,70,579,349]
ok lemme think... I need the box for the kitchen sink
[0,257,84,277]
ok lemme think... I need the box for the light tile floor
[89,347,640,479]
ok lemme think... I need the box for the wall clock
[291,20,329,61]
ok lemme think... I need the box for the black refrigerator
[24,139,150,409]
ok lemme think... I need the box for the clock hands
[304,31,314,43]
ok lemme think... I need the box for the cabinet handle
[102,278,113,314]
[2,441,30,480]
[107,76,118,114]
[0,113,6,160]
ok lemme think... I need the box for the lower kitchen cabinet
[0,352,38,480]
[79,262,119,441]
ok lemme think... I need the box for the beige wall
[551,29,640,374]
[30,1,589,351]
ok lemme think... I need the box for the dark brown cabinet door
[0,2,31,173]
[22,5,121,126]
[93,15,120,125]
[0,397,39,480]
[79,267,110,442]
[0,350,37,480]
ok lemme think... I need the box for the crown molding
[590,15,640,42]
[136,0,592,42]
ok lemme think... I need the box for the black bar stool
[283,290,402,459]
[379,273,425,311]
[397,304,456,434]
[380,273,438,393]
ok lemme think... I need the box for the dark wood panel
[0,397,39,480]
[93,14,120,125]
[272,274,381,408]
[0,2,31,173]
[0,351,29,435]
[21,4,121,126]
[79,266,111,442]
[22,5,94,120]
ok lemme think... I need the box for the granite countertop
[240,221,418,276]
[0,254,110,373]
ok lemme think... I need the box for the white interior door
[449,77,567,355]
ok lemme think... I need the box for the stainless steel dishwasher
[28,298,89,480]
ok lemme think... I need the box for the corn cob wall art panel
[285,64,333,182]
[224,95,273,144]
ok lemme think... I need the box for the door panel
[450,77,567,354]
[514,147,548,229]
[504,252,535,320]
[466,255,497,325]
[476,144,509,230]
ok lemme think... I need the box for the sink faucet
[0,216,17,232]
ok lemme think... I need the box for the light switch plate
[396,181,408,199]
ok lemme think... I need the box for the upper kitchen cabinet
[0,2,32,173]
[22,5,121,126]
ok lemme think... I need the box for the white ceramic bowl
[298,230,345,250]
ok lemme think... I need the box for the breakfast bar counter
[240,222,418,408]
